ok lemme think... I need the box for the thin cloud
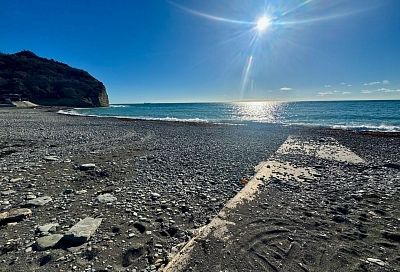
[324,85,331,88]
[380,88,399,93]
[317,91,334,96]
[361,90,373,94]
[360,88,399,94]
[280,87,293,91]
[364,81,380,86]
[318,91,351,96]
[364,80,390,86]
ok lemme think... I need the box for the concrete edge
[162,159,281,272]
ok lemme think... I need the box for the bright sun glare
[256,15,271,32]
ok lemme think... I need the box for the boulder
[63,217,102,246]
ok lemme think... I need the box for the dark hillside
[0,51,109,107]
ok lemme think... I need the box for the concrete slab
[164,144,320,271]
[277,136,365,164]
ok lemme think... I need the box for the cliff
[0,51,109,107]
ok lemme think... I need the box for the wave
[58,109,92,117]
[57,109,400,132]
[57,109,209,123]
[58,109,109,118]
[281,121,400,132]
[331,124,400,132]
[109,105,129,108]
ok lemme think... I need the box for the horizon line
[109,98,400,105]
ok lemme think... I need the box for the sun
[256,15,271,32]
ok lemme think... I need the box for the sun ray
[169,1,253,25]
[240,55,254,99]
[280,0,313,17]
[276,7,375,26]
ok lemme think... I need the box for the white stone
[44,156,59,162]
[79,164,96,171]
[96,193,117,203]
[37,223,59,233]
[366,258,387,267]
[26,196,52,206]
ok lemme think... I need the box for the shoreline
[55,106,400,135]
[1,108,399,271]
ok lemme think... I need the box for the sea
[59,100,400,132]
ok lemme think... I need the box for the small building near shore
[0,94,37,108]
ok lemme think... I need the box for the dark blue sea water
[59,100,400,132]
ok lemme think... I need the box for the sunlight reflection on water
[71,101,400,132]
[232,101,285,122]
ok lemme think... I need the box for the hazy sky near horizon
[1,0,400,103]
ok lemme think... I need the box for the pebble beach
[0,108,399,271]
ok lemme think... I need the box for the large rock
[0,51,109,107]
[63,217,102,246]
[35,234,63,251]
[0,208,32,225]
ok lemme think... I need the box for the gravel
[0,108,288,271]
[0,108,398,271]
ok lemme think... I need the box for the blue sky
[1,0,399,103]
